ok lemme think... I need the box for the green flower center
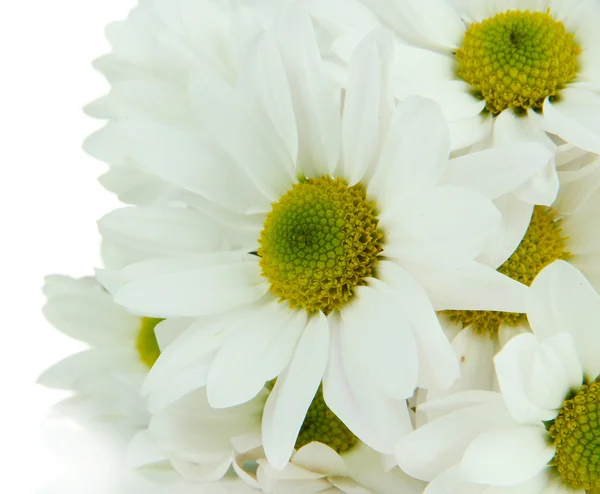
[442,206,570,337]
[456,10,581,115]
[258,176,383,314]
[136,317,163,368]
[548,380,600,491]
[266,381,358,454]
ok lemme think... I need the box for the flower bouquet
[40,0,600,492]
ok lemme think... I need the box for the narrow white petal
[342,29,395,185]
[262,313,329,470]
[460,426,554,486]
[276,10,341,177]
[113,255,268,318]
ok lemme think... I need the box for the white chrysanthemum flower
[96,18,550,468]
[352,0,600,153]
[428,152,600,398]
[396,260,600,493]
[38,275,178,436]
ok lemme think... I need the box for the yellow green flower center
[258,176,383,314]
[266,381,358,454]
[456,10,581,115]
[136,317,163,368]
[548,380,600,491]
[442,206,570,337]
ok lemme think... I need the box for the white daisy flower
[38,275,179,437]
[352,0,600,153]
[429,152,600,398]
[97,19,545,469]
[396,260,600,493]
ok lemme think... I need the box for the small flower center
[442,206,570,337]
[266,381,358,454]
[136,317,163,368]
[456,10,581,115]
[258,176,383,314]
[548,380,600,491]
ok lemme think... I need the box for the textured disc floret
[258,176,383,314]
[548,380,600,491]
[443,207,570,337]
[136,317,163,368]
[456,10,581,115]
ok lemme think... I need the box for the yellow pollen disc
[442,206,570,337]
[547,380,600,491]
[136,317,163,368]
[456,9,581,115]
[258,176,383,314]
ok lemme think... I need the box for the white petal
[381,186,500,264]
[405,259,529,312]
[427,327,495,401]
[276,10,341,177]
[423,466,484,494]
[395,401,514,481]
[113,120,272,214]
[262,313,329,470]
[442,143,554,202]
[377,261,459,390]
[323,314,413,454]
[369,96,450,208]
[341,281,418,399]
[460,426,553,486]
[342,29,395,185]
[98,206,245,257]
[494,333,560,423]
[528,260,600,378]
[477,196,533,269]
[207,300,307,408]
[113,254,268,318]
[542,88,600,154]
[292,442,347,476]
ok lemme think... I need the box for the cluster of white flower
[40,0,600,492]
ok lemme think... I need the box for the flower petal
[262,313,329,470]
[460,426,554,486]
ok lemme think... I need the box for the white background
[1,1,138,492]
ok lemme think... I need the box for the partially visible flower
[257,441,424,494]
[396,260,600,493]
[333,0,600,153]
[430,152,600,399]
[38,275,180,437]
